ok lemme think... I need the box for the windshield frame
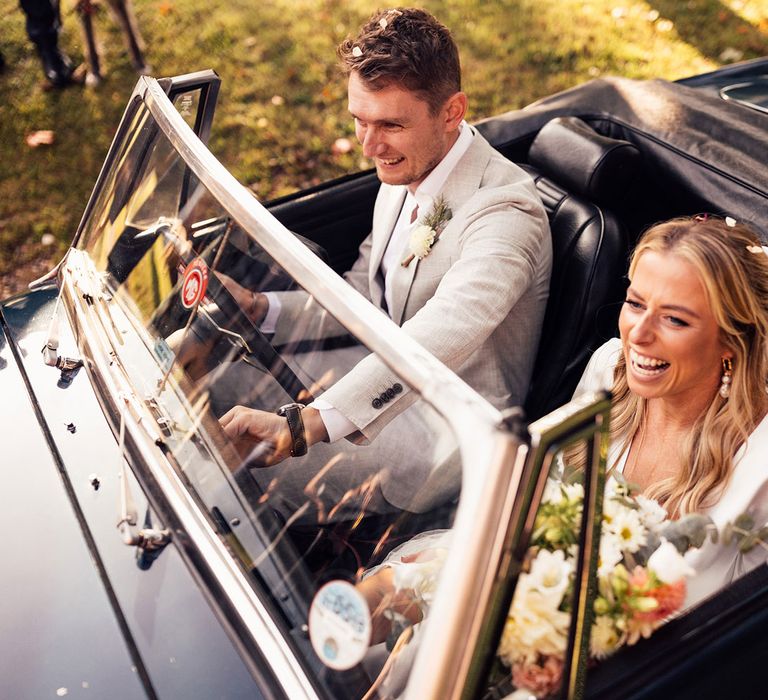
[58,73,529,699]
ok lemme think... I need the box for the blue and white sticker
[308,580,372,670]
[153,337,175,374]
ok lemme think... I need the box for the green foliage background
[1,0,766,295]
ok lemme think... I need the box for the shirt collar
[408,121,474,212]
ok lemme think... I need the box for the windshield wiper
[42,293,83,375]
[115,394,172,562]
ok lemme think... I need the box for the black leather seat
[522,117,640,420]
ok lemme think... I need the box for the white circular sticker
[308,580,372,670]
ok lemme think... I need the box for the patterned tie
[410,203,419,224]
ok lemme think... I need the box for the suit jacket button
[385,388,395,399]
[379,392,390,403]
[372,398,383,409]
[393,383,403,394]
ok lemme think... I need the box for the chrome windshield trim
[60,248,319,700]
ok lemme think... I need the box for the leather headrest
[528,117,641,207]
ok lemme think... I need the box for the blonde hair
[611,216,768,515]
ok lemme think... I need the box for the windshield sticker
[153,337,175,374]
[309,580,372,670]
[180,257,209,309]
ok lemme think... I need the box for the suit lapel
[368,186,407,308]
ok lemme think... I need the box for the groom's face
[347,72,463,190]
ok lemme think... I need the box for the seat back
[523,117,640,419]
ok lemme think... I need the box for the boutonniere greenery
[401,195,452,267]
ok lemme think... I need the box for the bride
[361,214,768,643]
[575,215,768,606]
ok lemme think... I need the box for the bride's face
[619,251,732,405]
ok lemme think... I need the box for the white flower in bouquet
[602,479,626,527]
[499,577,571,665]
[523,549,573,610]
[543,479,584,507]
[590,614,624,659]
[635,494,668,529]
[647,538,695,584]
[598,532,623,578]
[543,478,564,505]
[609,508,647,553]
[563,482,584,502]
[605,474,630,498]
[498,549,573,669]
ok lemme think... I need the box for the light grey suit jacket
[272,131,552,441]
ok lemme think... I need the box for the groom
[222,8,551,500]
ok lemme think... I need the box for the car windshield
[69,82,477,697]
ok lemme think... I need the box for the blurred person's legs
[19,0,74,87]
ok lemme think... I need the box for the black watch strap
[276,402,307,457]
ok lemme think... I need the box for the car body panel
[0,294,147,699]
[1,288,268,699]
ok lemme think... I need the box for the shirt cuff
[260,292,282,333]
[309,398,358,443]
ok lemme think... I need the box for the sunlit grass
[0,0,766,295]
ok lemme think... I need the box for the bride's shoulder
[573,337,622,398]
[746,411,768,448]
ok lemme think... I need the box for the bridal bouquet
[497,475,713,699]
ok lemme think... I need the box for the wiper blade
[115,394,171,556]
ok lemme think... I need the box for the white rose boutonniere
[401,195,452,267]
[408,225,436,260]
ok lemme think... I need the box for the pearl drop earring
[719,358,733,399]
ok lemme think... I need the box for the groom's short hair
[337,7,461,115]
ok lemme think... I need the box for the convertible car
[1,60,767,699]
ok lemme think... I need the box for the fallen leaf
[25,130,55,147]
[719,47,744,63]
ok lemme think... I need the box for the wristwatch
[276,402,307,457]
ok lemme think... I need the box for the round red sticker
[181,258,209,309]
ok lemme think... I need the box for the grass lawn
[1,0,767,296]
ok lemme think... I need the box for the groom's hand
[220,405,329,467]
[221,406,291,466]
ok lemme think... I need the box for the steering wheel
[195,271,313,405]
